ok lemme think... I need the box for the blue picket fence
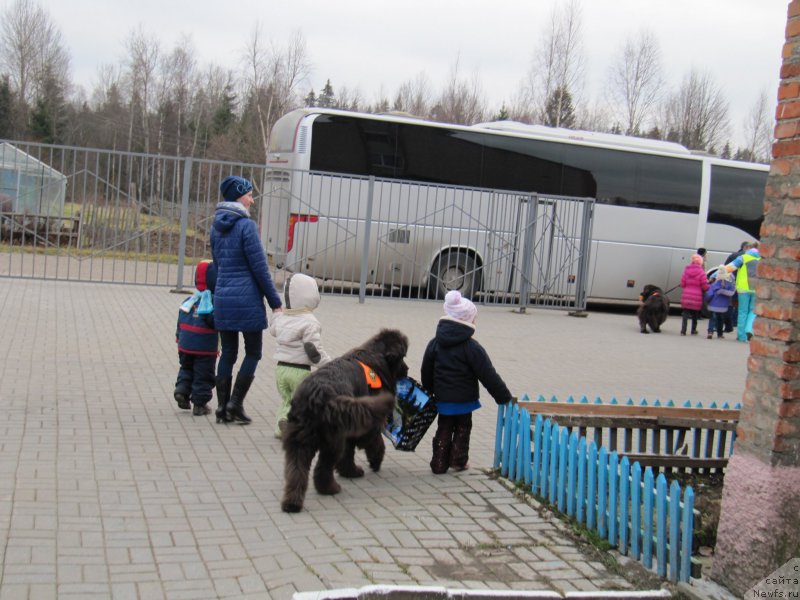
[494,399,702,583]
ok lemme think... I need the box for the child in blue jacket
[174,260,219,415]
[705,266,736,339]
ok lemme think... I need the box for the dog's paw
[641,330,649,334]
[368,459,382,472]
[281,501,303,513]
[316,480,342,495]
[337,464,364,478]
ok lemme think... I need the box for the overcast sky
[5,0,790,146]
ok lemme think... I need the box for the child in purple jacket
[705,266,736,339]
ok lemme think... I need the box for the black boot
[226,374,255,424]
[215,376,232,424]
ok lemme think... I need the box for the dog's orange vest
[357,360,382,389]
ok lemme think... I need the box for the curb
[293,585,673,600]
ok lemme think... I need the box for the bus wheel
[428,251,481,300]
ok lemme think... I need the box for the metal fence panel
[0,141,594,310]
[263,169,594,310]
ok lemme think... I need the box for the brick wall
[712,1,800,594]
[738,0,800,466]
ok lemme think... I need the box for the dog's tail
[321,391,395,438]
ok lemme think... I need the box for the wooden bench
[518,398,740,474]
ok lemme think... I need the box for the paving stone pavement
[0,278,751,600]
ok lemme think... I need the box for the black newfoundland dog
[637,284,670,333]
[280,328,409,513]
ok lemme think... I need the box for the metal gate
[0,141,593,310]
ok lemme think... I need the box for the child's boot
[193,403,211,416]
[215,376,232,423]
[430,436,450,474]
[450,421,472,472]
[174,389,190,410]
[430,418,453,474]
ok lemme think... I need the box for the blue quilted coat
[210,202,282,331]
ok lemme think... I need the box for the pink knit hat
[443,290,477,323]
[690,254,703,265]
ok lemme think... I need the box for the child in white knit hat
[420,290,513,474]
[269,273,331,438]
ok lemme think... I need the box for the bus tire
[428,251,481,300]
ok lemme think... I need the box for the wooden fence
[519,395,740,474]
[492,396,740,583]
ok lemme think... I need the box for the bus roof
[472,121,692,156]
[276,107,769,169]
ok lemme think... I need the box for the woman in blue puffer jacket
[211,176,283,424]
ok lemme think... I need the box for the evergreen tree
[29,96,54,142]
[211,83,236,135]
[543,86,575,128]
[0,75,14,138]
[721,142,732,159]
[28,66,67,143]
[317,80,335,108]
[492,104,510,121]
[304,90,316,107]
[643,126,661,140]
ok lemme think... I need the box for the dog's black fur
[637,284,670,334]
[280,328,409,513]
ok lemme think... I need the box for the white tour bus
[264,107,768,303]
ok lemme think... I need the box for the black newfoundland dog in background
[637,284,670,333]
[280,328,409,513]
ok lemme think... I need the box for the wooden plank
[541,416,733,434]
[620,454,729,469]
[519,402,740,420]
[541,415,658,429]
[692,427,703,474]
[657,417,738,431]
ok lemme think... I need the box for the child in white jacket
[269,273,331,438]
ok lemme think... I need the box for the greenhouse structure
[0,142,67,217]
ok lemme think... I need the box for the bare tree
[123,26,160,153]
[0,0,69,133]
[159,34,197,157]
[741,88,775,163]
[606,29,664,135]
[663,68,729,151]
[241,27,310,163]
[189,65,234,157]
[86,64,127,150]
[430,56,487,124]
[576,101,612,132]
[337,85,363,111]
[517,0,586,127]
[393,72,433,117]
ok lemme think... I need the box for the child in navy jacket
[174,260,219,416]
[421,290,513,474]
